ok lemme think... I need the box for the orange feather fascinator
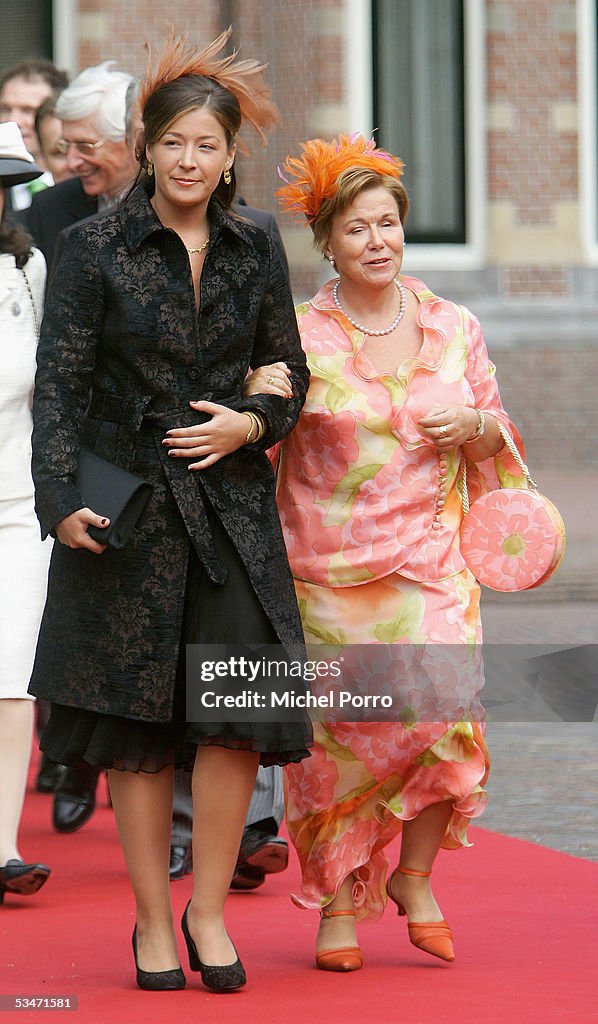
[276,133,404,223]
[139,26,279,146]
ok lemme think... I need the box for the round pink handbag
[459,426,566,592]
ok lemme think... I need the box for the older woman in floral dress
[247,134,527,972]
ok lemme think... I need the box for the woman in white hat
[0,121,52,904]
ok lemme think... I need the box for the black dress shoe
[0,860,51,904]
[53,763,101,833]
[35,754,67,794]
[169,844,193,881]
[230,864,266,890]
[181,902,246,992]
[131,926,186,991]
[230,825,288,890]
[239,825,289,875]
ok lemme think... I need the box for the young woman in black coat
[29,31,311,992]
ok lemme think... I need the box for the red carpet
[2,756,597,1024]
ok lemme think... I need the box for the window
[373,0,466,244]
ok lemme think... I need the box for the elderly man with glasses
[25,62,137,269]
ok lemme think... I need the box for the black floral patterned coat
[29,182,309,723]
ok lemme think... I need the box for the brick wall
[489,347,598,468]
[486,0,580,289]
[76,0,219,76]
[488,1,577,227]
[232,0,319,214]
[62,0,596,468]
[71,0,337,299]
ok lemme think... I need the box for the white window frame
[53,0,77,76]
[345,0,486,269]
[578,0,598,263]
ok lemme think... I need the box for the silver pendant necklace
[332,279,407,336]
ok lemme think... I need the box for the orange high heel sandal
[386,865,455,963]
[315,909,363,972]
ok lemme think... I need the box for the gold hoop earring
[147,160,153,177]
[223,166,232,185]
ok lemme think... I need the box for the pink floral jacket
[276,275,525,587]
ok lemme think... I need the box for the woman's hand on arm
[243,362,293,399]
[163,401,254,470]
[55,509,109,554]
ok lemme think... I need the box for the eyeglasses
[55,137,108,155]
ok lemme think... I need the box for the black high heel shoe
[181,901,246,992]
[0,860,51,905]
[131,926,186,991]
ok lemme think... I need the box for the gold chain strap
[458,421,537,518]
[20,267,40,339]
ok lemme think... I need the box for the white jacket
[0,247,46,499]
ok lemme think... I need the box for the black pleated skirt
[40,503,312,771]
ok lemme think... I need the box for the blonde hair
[276,133,406,248]
[312,167,408,251]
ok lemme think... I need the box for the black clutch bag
[75,447,153,549]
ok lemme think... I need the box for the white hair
[55,62,134,140]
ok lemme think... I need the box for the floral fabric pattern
[281,277,515,919]
[284,570,489,920]
[276,276,525,589]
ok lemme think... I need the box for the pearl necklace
[186,236,210,256]
[332,279,407,336]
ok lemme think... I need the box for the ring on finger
[266,375,275,385]
[438,424,448,436]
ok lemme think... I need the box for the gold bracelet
[464,408,485,443]
[243,412,258,443]
[251,411,267,441]
[243,411,266,444]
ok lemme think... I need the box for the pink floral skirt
[284,568,490,921]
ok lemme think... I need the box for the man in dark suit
[25,62,137,268]
[26,176,99,267]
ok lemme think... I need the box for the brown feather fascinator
[139,26,279,145]
[276,133,404,224]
